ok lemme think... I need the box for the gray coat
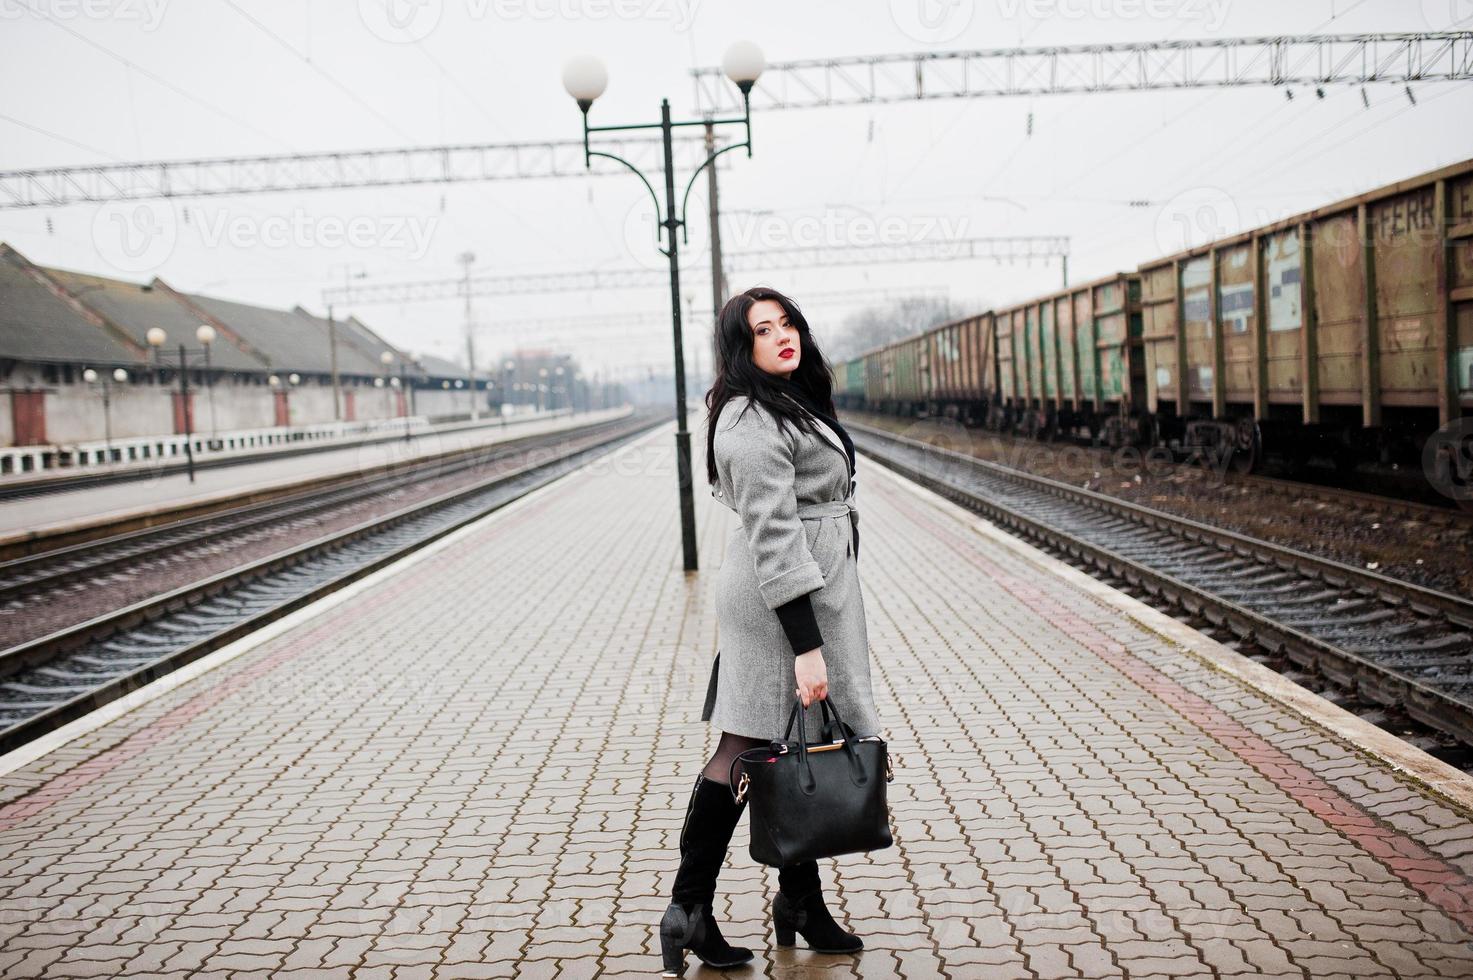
[701,393,882,743]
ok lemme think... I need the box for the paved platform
[0,407,628,541]
[0,419,1471,978]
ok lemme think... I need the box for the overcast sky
[3,0,1472,383]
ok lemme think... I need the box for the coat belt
[794,499,854,519]
[795,498,859,538]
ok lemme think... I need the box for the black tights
[701,731,766,785]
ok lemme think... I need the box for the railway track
[852,410,1471,530]
[0,413,659,752]
[0,414,629,609]
[851,420,1473,756]
[0,412,574,503]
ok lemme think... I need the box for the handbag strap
[813,695,868,786]
[785,694,868,794]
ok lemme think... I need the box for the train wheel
[1230,417,1261,474]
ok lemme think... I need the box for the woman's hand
[794,648,828,707]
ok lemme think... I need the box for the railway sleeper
[1396,654,1473,674]
[1405,701,1473,747]
[72,653,157,670]
[99,638,178,655]
[1292,612,1400,635]
[1353,632,1473,656]
[35,666,115,682]
[1252,582,1342,601]
[1,680,90,696]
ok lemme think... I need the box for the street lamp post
[195,324,218,445]
[563,41,764,572]
[459,251,479,422]
[82,366,129,463]
[502,359,514,426]
[146,326,218,483]
[381,350,410,443]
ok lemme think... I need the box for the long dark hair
[704,286,837,485]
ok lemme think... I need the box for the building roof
[290,308,402,377]
[416,352,471,379]
[0,244,144,367]
[39,267,269,373]
[0,244,492,382]
[176,293,368,376]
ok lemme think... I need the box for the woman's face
[747,298,801,378]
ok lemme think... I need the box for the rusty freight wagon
[832,356,866,410]
[850,311,1002,424]
[1138,157,1472,472]
[990,273,1145,444]
[924,310,1001,427]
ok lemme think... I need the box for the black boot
[658,774,754,976]
[772,859,862,954]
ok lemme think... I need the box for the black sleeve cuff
[774,591,824,655]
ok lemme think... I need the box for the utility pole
[460,251,479,421]
[705,121,727,325]
[328,304,341,421]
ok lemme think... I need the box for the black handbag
[728,693,894,867]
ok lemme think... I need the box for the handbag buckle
[734,771,750,803]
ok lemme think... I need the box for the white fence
[0,407,570,477]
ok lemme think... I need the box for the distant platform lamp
[146,324,217,483]
[82,366,129,464]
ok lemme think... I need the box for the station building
[0,243,494,464]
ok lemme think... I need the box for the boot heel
[774,921,796,947]
[659,925,686,976]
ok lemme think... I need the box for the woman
[659,286,882,976]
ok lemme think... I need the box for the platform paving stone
[0,420,1470,978]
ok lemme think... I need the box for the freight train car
[1140,157,1473,471]
[833,157,1471,475]
[990,273,1145,446]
